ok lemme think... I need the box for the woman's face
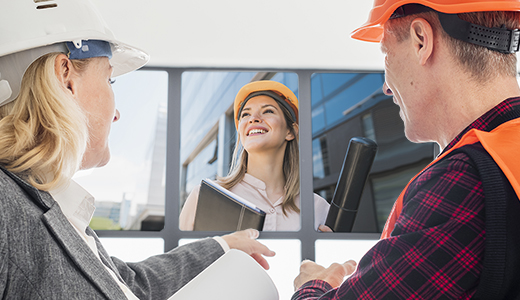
[72,57,119,170]
[237,95,295,155]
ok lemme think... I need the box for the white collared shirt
[179,173,330,231]
[49,180,140,300]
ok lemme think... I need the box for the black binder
[325,137,378,232]
[193,179,266,231]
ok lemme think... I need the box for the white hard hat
[0,0,150,106]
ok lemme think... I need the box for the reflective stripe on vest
[381,118,520,239]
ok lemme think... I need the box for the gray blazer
[0,168,225,299]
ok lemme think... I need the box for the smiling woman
[179,80,330,231]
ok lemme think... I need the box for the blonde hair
[217,101,300,215]
[0,53,89,190]
[387,10,520,82]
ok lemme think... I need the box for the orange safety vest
[381,118,520,239]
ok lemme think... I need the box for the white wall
[90,0,385,70]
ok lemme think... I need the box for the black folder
[193,179,266,231]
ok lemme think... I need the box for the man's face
[380,24,431,143]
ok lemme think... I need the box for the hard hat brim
[109,41,149,77]
[351,0,520,43]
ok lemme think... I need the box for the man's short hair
[386,10,520,82]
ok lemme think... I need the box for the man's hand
[294,259,357,290]
[221,229,275,270]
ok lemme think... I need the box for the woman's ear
[286,123,298,141]
[54,54,75,95]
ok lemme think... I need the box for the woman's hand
[318,224,333,232]
[221,229,275,270]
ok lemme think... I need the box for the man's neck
[432,72,520,149]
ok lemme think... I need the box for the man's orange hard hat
[352,0,520,43]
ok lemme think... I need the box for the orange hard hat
[352,0,520,42]
[234,80,299,129]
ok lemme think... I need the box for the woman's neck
[246,148,286,203]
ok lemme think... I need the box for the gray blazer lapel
[42,199,127,300]
[86,227,126,283]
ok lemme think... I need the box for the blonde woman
[0,1,273,298]
[180,80,330,231]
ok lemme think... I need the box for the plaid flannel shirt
[292,97,520,300]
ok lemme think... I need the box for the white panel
[180,238,300,300]
[100,238,165,262]
[90,0,385,70]
[315,239,379,270]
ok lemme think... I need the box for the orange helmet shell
[234,80,299,129]
[352,0,520,42]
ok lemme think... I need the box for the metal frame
[96,67,381,261]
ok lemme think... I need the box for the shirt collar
[242,173,267,190]
[443,97,520,154]
[49,180,96,232]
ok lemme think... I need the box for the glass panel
[362,113,376,142]
[311,72,434,233]
[320,73,357,100]
[312,138,325,179]
[371,162,429,231]
[179,71,312,232]
[312,136,330,180]
[311,104,326,134]
[315,186,335,203]
[310,73,323,106]
[324,73,384,128]
[74,70,168,231]
[184,138,218,197]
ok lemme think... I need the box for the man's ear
[410,18,434,65]
[286,123,298,141]
[54,54,76,95]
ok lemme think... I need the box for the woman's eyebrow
[243,104,277,111]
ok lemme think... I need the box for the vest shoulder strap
[453,145,509,299]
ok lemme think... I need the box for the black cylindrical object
[325,137,378,232]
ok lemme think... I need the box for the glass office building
[79,69,436,233]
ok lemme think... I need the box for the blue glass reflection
[324,74,384,128]
[185,139,218,195]
[311,105,326,135]
[312,138,325,179]
[311,73,385,134]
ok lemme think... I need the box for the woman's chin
[80,152,111,170]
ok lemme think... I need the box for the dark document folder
[193,179,266,231]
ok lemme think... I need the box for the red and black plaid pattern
[292,97,520,300]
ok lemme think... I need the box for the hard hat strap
[66,40,113,60]
[438,12,520,54]
[388,4,520,54]
[389,4,433,20]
